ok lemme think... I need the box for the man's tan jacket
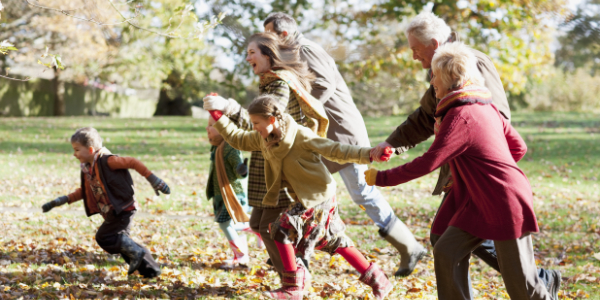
[298,35,372,173]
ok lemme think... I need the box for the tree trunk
[52,67,65,116]
[153,89,192,116]
[153,71,191,116]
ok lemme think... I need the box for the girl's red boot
[263,264,309,300]
[359,263,393,300]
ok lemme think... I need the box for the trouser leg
[433,226,484,300]
[250,207,286,275]
[339,164,424,276]
[494,233,551,300]
[432,193,553,289]
[95,211,159,277]
[338,163,394,228]
[95,210,134,254]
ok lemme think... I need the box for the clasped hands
[365,142,395,186]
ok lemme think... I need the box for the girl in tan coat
[209,95,393,300]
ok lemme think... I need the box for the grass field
[1,112,599,299]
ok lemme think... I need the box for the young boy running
[42,127,170,278]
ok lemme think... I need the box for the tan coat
[214,114,372,208]
[385,48,511,195]
[298,35,372,173]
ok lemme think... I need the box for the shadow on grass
[1,265,260,299]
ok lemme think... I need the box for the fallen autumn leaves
[1,114,600,299]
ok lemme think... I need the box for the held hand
[146,174,171,196]
[364,168,378,186]
[370,141,393,163]
[41,196,69,213]
[380,147,393,162]
[236,158,249,177]
[203,95,230,113]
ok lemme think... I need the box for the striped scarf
[260,69,329,138]
[434,82,492,136]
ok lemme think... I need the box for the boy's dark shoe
[42,196,69,213]
[119,234,145,275]
[546,269,561,300]
[121,252,162,278]
[146,174,170,195]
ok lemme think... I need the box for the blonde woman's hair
[248,94,288,149]
[248,32,315,93]
[406,11,452,46]
[431,42,485,89]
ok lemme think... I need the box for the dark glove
[42,196,69,213]
[146,174,171,196]
[236,158,249,177]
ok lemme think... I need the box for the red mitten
[206,92,222,120]
[379,147,393,162]
[209,110,223,121]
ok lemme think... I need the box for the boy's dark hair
[71,127,103,149]
[263,12,298,35]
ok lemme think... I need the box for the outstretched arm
[67,188,83,204]
[107,156,170,195]
[302,132,372,165]
[107,156,152,177]
[376,112,470,187]
[42,188,81,213]
[213,115,262,152]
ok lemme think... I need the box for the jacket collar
[434,82,492,118]
[81,147,112,177]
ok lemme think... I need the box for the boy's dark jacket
[82,155,134,216]
[68,154,151,217]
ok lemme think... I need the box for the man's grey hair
[431,42,485,89]
[406,11,452,46]
[263,12,298,35]
[71,127,103,149]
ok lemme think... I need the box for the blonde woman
[365,42,553,300]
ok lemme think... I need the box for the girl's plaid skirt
[269,196,353,263]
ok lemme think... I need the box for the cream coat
[214,114,372,208]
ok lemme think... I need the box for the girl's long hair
[249,32,315,93]
[248,94,288,149]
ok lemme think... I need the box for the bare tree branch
[25,0,139,26]
[0,74,30,81]
[106,0,197,39]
